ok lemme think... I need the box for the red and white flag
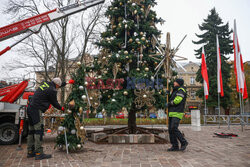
[201,46,209,99]
[216,34,224,97]
[233,20,248,99]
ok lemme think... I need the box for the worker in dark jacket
[166,78,188,151]
[27,78,65,160]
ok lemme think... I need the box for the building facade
[176,61,203,111]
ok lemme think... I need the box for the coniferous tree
[193,8,233,112]
[94,0,166,133]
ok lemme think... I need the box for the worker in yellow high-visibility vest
[166,78,188,151]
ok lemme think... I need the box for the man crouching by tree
[27,78,66,160]
[166,78,188,151]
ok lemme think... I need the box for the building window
[191,91,196,100]
[190,77,195,85]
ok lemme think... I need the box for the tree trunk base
[89,127,169,144]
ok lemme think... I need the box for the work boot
[35,153,52,160]
[167,146,179,151]
[27,151,36,158]
[180,142,188,151]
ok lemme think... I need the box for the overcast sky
[0,0,250,80]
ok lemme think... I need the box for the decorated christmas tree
[56,0,168,149]
[55,64,89,150]
[93,0,166,133]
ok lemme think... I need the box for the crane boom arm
[0,0,105,56]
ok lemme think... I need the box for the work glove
[165,101,174,108]
[60,82,66,88]
[165,103,171,108]
[61,107,65,111]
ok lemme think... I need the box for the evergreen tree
[193,8,233,112]
[56,64,88,150]
[94,0,166,133]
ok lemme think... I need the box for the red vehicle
[115,112,124,119]
[0,80,34,144]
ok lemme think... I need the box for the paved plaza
[0,125,250,167]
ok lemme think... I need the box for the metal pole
[64,128,69,154]
[239,92,244,131]
[218,93,221,129]
[204,95,207,125]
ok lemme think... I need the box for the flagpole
[239,92,243,131]
[204,94,207,125]
[218,93,221,129]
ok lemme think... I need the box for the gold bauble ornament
[67,110,72,114]
[134,10,137,14]
[141,37,146,41]
[161,74,165,78]
[79,107,83,113]
[80,126,84,130]
[119,2,123,5]
[118,23,122,27]
[124,50,128,55]
[123,91,128,95]
[69,100,75,107]
[77,144,81,149]
[77,61,81,66]
[102,56,106,60]
[118,17,123,22]
[112,25,117,29]
[90,97,93,100]
[137,41,141,45]
[108,95,111,98]
[129,38,133,43]
[126,56,129,59]
[104,70,108,74]
[84,81,88,86]
[140,8,144,12]
[145,67,149,71]
[108,54,112,58]
[129,59,133,63]
[136,68,140,71]
[143,94,147,98]
[140,32,144,36]
[115,33,118,36]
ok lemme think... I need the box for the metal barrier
[204,115,250,130]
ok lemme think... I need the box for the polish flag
[201,46,209,99]
[216,35,224,97]
[233,20,248,99]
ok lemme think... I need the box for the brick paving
[0,125,250,167]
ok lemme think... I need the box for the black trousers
[168,117,187,148]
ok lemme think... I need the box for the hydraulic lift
[0,0,105,56]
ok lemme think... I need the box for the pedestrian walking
[166,78,188,151]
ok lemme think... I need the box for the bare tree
[3,0,107,104]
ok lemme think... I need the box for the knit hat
[175,78,184,86]
[52,78,62,86]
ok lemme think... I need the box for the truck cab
[0,80,34,145]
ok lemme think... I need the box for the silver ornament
[71,129,76,134]
[58,126,64,132]
[82,95,87,100]
[79,86,84,90]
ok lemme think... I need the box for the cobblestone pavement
[0,125,250,167]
